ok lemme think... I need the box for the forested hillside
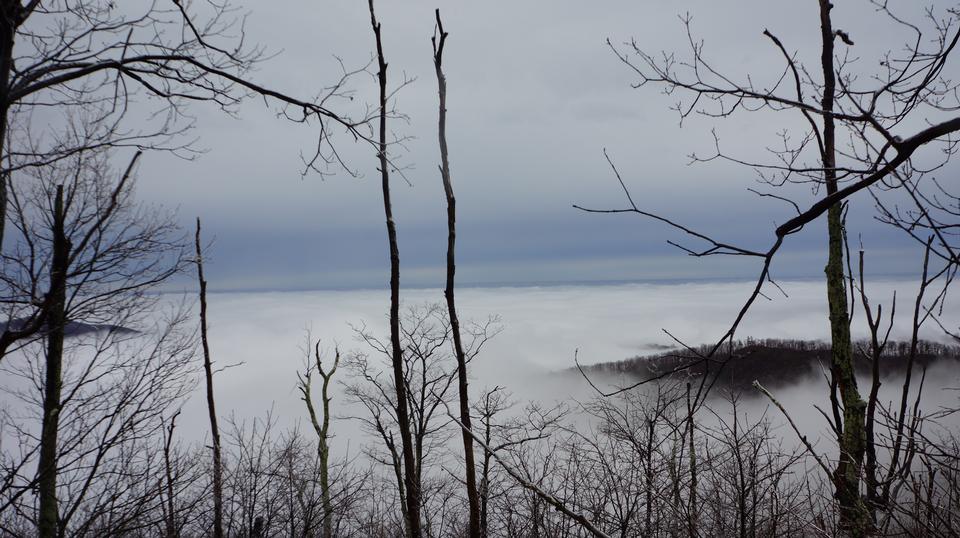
[585,338,960,391]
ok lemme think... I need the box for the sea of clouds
[164,279,960,452]
[3,279,956,457]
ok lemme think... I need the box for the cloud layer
[163,279,959,449]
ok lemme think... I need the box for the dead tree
[195,218,224,538]
[431,10,481,538]
[298,342,340,538]
[366,1,421,536]
[161,410,182,538]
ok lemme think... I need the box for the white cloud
[164,279,958,450]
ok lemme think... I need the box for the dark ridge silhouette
[0,318,137,339]
[580,338,960,392]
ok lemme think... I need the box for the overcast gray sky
[129,0,958,290]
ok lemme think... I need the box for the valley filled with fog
[163,279,960,451]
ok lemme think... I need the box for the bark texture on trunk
[818,2,870,535]
[38,185,68,538]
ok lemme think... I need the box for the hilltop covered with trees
[583,338,960,392]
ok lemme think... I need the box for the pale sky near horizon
[118,0,960,291]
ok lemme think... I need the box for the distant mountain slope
[581,338,960,391]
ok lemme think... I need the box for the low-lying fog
[174,279,960,454]
[4,279,958,459]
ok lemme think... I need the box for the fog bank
[164,279,957,450]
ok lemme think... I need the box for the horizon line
[156,271,924,295]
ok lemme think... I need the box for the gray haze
[160,280,957,444]
[119,1,957,290]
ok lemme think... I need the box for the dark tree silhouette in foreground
[0,146,194,535]
[366,0,421,535]
[195,219,224,538]
[432,10,482,538]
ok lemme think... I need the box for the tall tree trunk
[162,412,180,538]
[818,2,869,535]
[685,383,697,538]
[38,185,68,538]
[0,2,17,253]
[367,2,421,536]
[432,11,481,538]
[644,417,654,537]
[195,219,224,538]
[479,396,494,538]
[318,368,334,538]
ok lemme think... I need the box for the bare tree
[35,183,66,537]
[577,4,960,534]
[195,218,224,538]
[0,0,372,252]
[365,0,421,535]
[159,409,193,538]
[298,341,340,538]
[431,10,481,538]
[0,138,202,536]
[0,141,192,534]
[344,303,498,536]
[0,300,199,536]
